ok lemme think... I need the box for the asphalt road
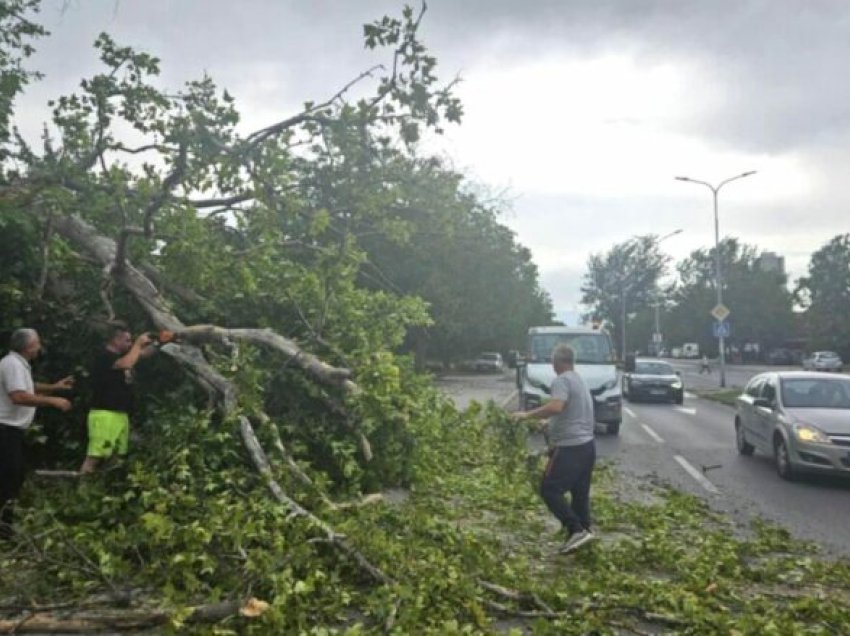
[437,368,850,557]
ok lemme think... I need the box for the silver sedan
[802,351,843,372]
[735,371,850,480]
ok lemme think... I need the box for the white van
[682,343,700,358]
[515,326,622,435]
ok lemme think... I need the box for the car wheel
[607,421,620,436]
[735,419,754,456]
[774,436,796,480]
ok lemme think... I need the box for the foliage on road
[4,404,850,633]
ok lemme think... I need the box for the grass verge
[693,387,741,407]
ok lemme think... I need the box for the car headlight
[671,380,683,389]
[794,424,831,444]
[526,377,550,393]
[596,377,618,393]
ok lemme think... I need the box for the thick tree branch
[35,210,52,301]
[0,598,269,633]
[174,325,357,393]
[138,261,208,306]
[239,416,391,585]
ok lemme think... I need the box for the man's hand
[136,333,154,348]
[52,376,75,391]
[511,411,527,421]
[50,396,72,412]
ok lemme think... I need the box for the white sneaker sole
[560,533,596,554]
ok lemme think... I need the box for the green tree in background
[356,158,553,366]
[580,235,670,356]
[796,233,850,358]
[664,238,794,357]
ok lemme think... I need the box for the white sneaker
[559,530,595,554]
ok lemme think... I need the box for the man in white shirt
[0,328,74,539]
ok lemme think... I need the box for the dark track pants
[0,424,25,537]
[540,440,596,534]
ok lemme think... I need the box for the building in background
[756,251,786,275]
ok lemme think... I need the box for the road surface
[437,369,850,557]
[667,358,798,391]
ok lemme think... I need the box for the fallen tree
[1,2,456,628]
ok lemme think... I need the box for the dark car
[623,358,684,404]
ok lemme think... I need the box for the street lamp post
[651,229,683,355]
[675,171,757,388]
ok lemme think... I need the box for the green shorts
[86,409,129,458]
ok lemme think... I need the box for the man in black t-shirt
[80,323,155,473]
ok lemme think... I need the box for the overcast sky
[16,1,850,323]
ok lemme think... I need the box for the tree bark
[0,598,266,633]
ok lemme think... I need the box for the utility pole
[675,171,756,387]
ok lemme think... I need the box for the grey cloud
[28,1,850,153]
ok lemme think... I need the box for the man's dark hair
[106,320,130,342]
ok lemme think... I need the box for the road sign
[652,332,662,343]
[713,320,730,338]
[711,303,730,322]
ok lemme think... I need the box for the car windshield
[817,352,839,359]
[781,378,850,409]
[635,361,674,375]
[529,333,614,364]
[479,353,499,361]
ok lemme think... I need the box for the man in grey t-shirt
[514,343,597,553]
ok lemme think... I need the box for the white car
[802,351,843,373]
[474,352,504,373]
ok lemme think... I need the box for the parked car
[622,358,684,404]
[802,351,844,373]
[766,348,795,365]
[734,371,850,480]
[681,343,700,359]
[474,352,504,373]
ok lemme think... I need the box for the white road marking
[640,423,665,444]
[684,391,696,399]
[674,455,720,494]
[623,406,637,418]
[675,407,697,416]
[499,390,518,408]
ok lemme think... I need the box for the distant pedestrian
[699,355,711,374]
[0,328,73,539]
[79,323,156,474]
[513,344,596,554]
